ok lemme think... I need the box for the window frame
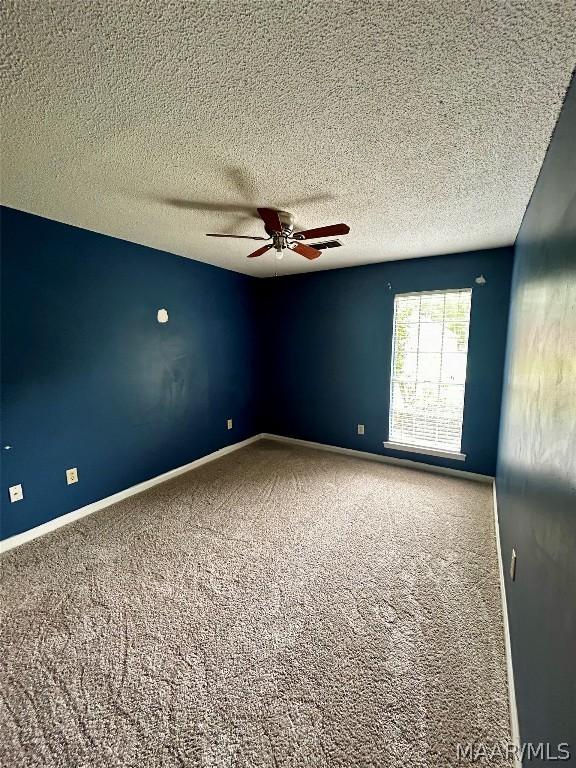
[384,287,472,461]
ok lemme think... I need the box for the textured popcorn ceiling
[1,1,575,277]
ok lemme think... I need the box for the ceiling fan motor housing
[265,210,295,252]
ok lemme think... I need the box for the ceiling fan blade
[292,223,350,240]
[206,234,269,240]
[290,243,322,260]
[247,244,273,258]
[257,207,283,232]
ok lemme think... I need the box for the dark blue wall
[263,248,513,476]
[1,207,262,540]
[497,76,576,761]
[0,210,514,543]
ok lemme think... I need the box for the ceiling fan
[206,208,350,260]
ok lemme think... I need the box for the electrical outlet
[227,419,233,430]
[510,549,517,581]
[9,484,24,503]
[66,467,79,485]
[357,424,365,435]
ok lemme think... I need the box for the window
[386,289,472,458]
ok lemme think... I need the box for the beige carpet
[0,440,512,767]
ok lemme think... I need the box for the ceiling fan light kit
[206,207,350,261]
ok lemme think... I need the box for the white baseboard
[1,431,493,556]
[492,481,521,765]
[261,433,493,483]
[0,434,263,554]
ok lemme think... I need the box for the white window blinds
[389,289,472,454]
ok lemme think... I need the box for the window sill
[383,441,466,461]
